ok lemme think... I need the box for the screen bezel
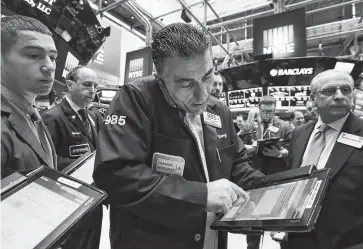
[1,167,106,249]
[211,168,331,232]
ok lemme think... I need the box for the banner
[253,8,306,59]
[2,0,107,63]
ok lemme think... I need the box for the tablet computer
[1,167,107,249]
[62,151,96,185]
[211,168,332,233]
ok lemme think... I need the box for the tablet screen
[1,176,90,249]
[221,177,321,221]
[70,153,96,184]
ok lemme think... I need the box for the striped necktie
[78,108,92,136]
[185,113,218,249]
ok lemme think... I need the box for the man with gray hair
[93,23,263,249]
[1,15,58,178]
[280,69,363,249]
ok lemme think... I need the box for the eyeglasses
[260,110,275,115]
[72,81,99,91]
[315,85,353,97]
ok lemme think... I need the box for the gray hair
[1,15,52,55]
[151,23,211,76]
[310,69,354,94]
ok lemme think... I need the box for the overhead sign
[253,8,306,59]
[124,47,153,84]
[270,68,314,76]
[2,0,107,63]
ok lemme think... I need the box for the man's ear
[66,80,73,91]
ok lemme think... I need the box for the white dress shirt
[301,114,349,169]
[66,96,95,126]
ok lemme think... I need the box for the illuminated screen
[334,61,355,74]
[1,176,89,249]
[253,8,306,58]
[100,90,117,99]
[221,178,322,221]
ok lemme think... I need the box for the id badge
[69,143,90,157]
[203,112,222,128]
[152,152,185,176]
[268,126,279,133]
[337,132,363,148]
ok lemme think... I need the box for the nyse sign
[263,25,295,55]
[128,58,144,79]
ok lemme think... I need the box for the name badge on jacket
[69,143,90,157]
[268,126,279,133]
[152,152,185,176]
[337,132,363,148]
[203,112,222,128]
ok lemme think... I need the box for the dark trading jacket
[42,98,102,171]
[93,75,263,249]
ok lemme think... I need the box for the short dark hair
[1,15,52,55]
[290,111,303,120]
[66,65,86,82]
[151,23,211,75]
[258,95,276,108]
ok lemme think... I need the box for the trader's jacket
[93,75,263,249]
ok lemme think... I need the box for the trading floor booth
[221,56,363,119]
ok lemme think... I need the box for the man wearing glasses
[281,69,363,249]
[247,95,293,249]
[353,76,363,118]
[43,65,102,170]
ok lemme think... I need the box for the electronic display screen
[221,177,322,222]
[70,154,96,185]
[1,176,90,249]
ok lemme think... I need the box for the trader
[353,76,363,118]
[290,110,305,128]
[247,95,293,249]
[211,71,224,99]
[286,70,363,249]
[93,23,263,249]
[1,15,58,178]
[42,65,103,249]
[42,65,102,170]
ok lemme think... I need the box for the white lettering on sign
[128,58,144,79]
[263,43,295,55]
[93,47,104,66]
[21,0,56,15]
[270,68,314,77]
[62,52,79,79]
[263,25,295,55]
[104,115,126,126]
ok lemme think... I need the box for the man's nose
[334,88,345,100]
[41,57,56,73]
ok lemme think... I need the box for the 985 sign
[104,115,126,126]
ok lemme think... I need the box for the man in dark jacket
[93,23,263,249]
[42,65,103,249]
[1,15,58,178]
[42,65,102,170]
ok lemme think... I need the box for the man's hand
[206,179,249,213]
[262,145,286,158]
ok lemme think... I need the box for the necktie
[78,109,92,136]
[185,113,218,249]
[31,110,54,169]
[262,122,269,138]
[301,124,330,168]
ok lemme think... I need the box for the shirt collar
[315,113,350,131]
[1,83,36,116]
[66,96,83,113]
